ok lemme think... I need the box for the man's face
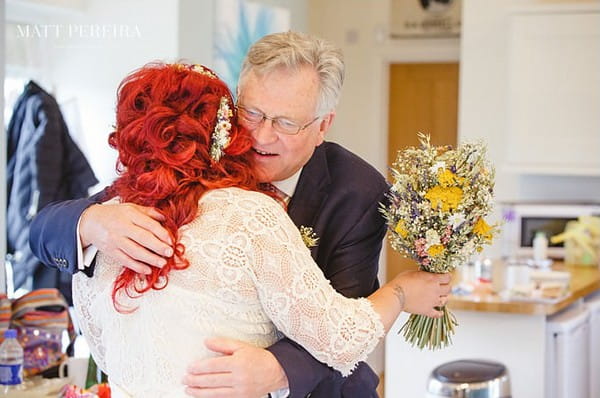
[237,65,333,183]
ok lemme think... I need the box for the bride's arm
[242,194,450,376]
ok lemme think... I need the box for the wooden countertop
[448,263,600,315]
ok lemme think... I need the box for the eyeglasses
[236,104,320,136]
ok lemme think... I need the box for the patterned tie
[262,183,290,211]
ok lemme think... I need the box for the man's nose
[251,118,278,144]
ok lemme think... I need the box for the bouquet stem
[399,306,458,350]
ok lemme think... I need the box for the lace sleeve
[240,193,385,376]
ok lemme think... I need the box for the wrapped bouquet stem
[381,133,498,350]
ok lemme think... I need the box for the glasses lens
[238,107,263,126]
[273,118,300,135]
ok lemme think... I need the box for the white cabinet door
[506,8,600,175]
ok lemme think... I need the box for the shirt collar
[272,168,303,198]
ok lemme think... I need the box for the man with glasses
[30,31,448,398]
[236,105,321,135]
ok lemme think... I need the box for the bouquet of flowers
[381,133,498,350]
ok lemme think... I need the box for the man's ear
[315,112,335,145]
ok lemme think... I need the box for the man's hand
[79,203,172,274]
[395,270,452,318]
[182,337,289,398]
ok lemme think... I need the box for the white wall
[178,0,215,64]
[257,0,308,29]
[309,0,459,174]
[43,0,179,188]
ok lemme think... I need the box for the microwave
[501,202,600,259]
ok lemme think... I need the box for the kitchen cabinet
[586,292,600,398]
[504,4,600,176]
[546,304,590,398]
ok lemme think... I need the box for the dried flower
[437,168,458,187]
[427,244,445,257]
[380,132,499,350]
[394,221,408,238]
[209,97,233,161]
[299,226,319,248]
[473,218,493,241]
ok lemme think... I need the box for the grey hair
[239,31,345,116]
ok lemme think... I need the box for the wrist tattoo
[392,284,406,311]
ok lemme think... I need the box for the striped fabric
[261,183,290,211]
[7,289,76,376]
[11,289,73,334]
[0,294,11,331]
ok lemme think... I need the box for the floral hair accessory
[210,96,233,161]
[191,64,217,79]
[299,226,319,248]
[173,63,217,79]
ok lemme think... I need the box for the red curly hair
[107,62,261,309]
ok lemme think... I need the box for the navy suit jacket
[29,142,389,397]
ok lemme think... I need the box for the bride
[73,62,447,398]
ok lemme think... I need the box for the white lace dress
[72,187,384,398]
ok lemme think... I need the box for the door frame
[374,39,460,285]
[375,39,459,398]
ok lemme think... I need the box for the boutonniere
[299,226,319,248]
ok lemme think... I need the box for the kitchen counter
[386,263,600,398]
[448,264,600,315]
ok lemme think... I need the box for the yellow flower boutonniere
[299,226,319,248]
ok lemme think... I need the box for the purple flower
[411,208,420,219]
[503,208,516,222]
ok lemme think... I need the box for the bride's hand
[393,270,452,318]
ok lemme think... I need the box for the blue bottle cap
[4,329,17,339]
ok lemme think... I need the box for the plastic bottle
[533,231,548,263]
[0,329,24,394]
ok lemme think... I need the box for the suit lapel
[287,144,330,229]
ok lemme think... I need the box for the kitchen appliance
[545,303,590,398]
[501,202,600,260]
[426,359,511,397]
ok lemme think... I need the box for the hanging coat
[7,80,98,302]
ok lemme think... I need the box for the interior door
[386,62,459,281]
